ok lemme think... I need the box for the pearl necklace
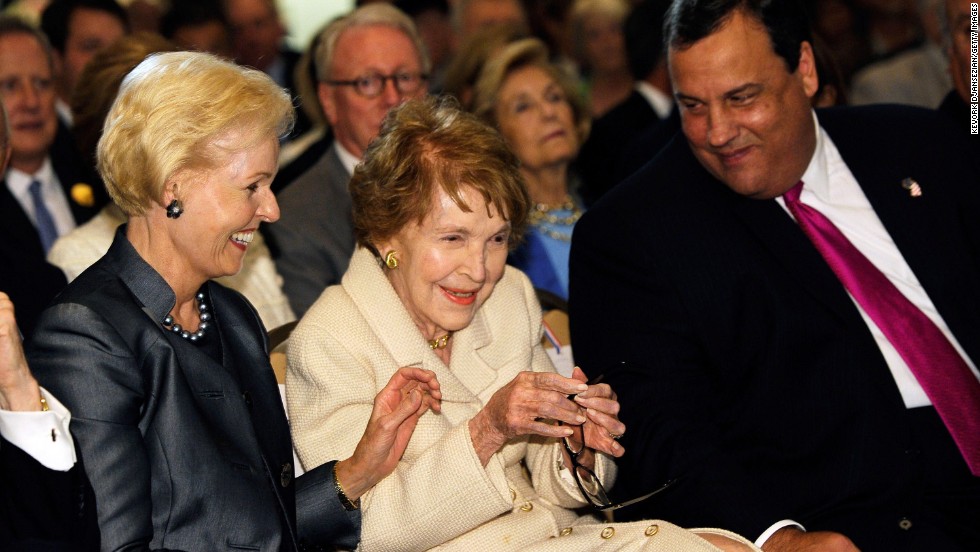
[428,333,451,349]
[163,290,211,342]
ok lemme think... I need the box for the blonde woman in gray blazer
[287,98,758,552]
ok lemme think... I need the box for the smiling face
[494,64,579,173]
[670,10,818,199]
[319,25,426,159]
[0,32,58,174]
[166,129,280,283]
[378,184,511,340]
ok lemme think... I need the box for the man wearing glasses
[267,4,430,318]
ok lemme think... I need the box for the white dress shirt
[0,388,76,471]
[635,81,674,120]
[775,112,980,408]
[5,158,77,239]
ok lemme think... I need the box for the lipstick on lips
[441,286,477,305]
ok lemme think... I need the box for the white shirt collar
[798,110,829,201]
[635,81,674,120]
[334,140,361,176]
[6,157,57,198]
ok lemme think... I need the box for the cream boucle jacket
[287,248,752,552]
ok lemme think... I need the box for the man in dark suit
[0,17,108,338]
[575,0,675,207]
[570,1,980,551]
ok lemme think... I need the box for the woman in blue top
[473,38,590,300]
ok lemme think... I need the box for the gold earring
[384,251,399,269]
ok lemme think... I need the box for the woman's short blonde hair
[471,38,590,145]
[350,96,530,256]
[97,51,294,216]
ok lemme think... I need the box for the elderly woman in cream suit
[287,98,759,552]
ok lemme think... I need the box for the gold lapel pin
[901,177,922,198]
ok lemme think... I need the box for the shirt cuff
[0,388,76,471]
[756,519,805,548]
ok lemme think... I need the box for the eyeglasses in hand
[324,71,429,98]
[559,427,675,511]
[559,367,674,511]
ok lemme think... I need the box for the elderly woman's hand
[467,371,590,466]
[335,367,442,501]
[564,367,626,470]
[0,292,42,412]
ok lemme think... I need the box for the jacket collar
[341,247,494,403]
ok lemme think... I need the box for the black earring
[166,199,183,219]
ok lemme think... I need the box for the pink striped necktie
[783,181,980,475]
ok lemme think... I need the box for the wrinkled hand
[762,527,859,552]
[468,371,588,466]
[0,292,41,412]
[567,366,625,463]
[337,367,442,500]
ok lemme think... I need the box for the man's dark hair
[623,0,672,81]
[664,0,812,73]
[160,2,229,39]
[40,0,129,54]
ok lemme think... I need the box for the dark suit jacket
[266,143,354,318]
[0,124,108,338]
[570,105,980,551]
[29,228,359,551]
[575,89,667,207]
[0,436,99,551]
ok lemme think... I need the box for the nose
[19,82,41,110]
[258,189,280,223]
[462,243,487,283]
[538,99,558,119]
[381,77,402,106]
[706,106,737,148]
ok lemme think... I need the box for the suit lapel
[720,176,860,323]
[342,248,479,408]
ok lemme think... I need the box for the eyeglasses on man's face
[324,71,429,98]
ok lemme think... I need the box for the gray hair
[314,3,430,82]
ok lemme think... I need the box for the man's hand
[762,527,860,552]
[0,291,42,411]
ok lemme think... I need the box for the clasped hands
[469,366,625,467]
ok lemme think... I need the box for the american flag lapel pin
[901,177,922,197]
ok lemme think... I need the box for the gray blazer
[29,227,360,551]
[267,144,355,318]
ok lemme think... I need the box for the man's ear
[796,41,819,100]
